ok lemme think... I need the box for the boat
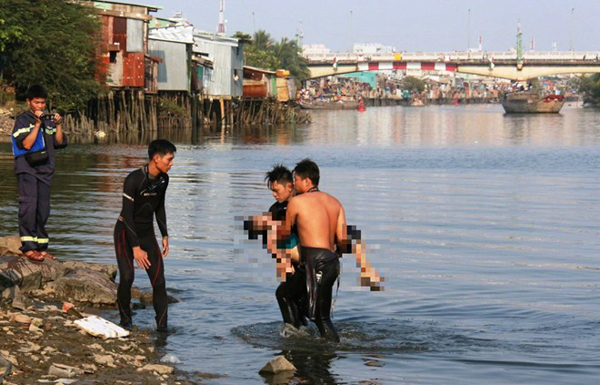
[299,100,359,110]
[501,92,565,113]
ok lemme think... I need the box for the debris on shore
[0,236,209,384]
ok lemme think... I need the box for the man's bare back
[286,191,345,251]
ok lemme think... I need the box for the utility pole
[467,8,471,51]
[296,21,304,49]
[569,8,575,51]
[252,11,256,34]
[516,19,523,66]
[350,10,354,53]
[218,0,226,34]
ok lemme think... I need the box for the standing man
[11,85,67,261]
[264,165,308,330]
[114,140,176,332]
[272,159,382,342]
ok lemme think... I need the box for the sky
[146,0,600,53]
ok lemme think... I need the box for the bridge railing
[305,51,600,63]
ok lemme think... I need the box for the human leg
[36,180,53,258]
[276,267,307,329]
[17,173,41,257]
[314,258,340,342]
[114,222,135,327]
[141,232,168,331]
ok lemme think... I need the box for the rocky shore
[0,107,15,136]
[0,236,209,384]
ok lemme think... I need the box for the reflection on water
[1,104,600,384]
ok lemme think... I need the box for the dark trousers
[312,258,340,342]
[114,221,168,329]
[17,173,51,252]
[276,266,308,329]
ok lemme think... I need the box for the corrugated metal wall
[194,37,243,97]
[126,19,144,52]
[149,39,190,91]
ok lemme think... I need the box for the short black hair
[148,139,177,160]
[26,85,47,100]
[293,158,320,187]
[265,164,292,188]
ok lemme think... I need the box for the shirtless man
[272,158,382,342]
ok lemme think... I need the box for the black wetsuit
[114,165,169,330]
[302,246,340,342]
[270,201,308,329]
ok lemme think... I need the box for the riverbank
[0,236,222,384]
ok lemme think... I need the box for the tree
[0,0,101,112]
[236,30,309,81]
[400,76,426,94]
[579,74,600,105]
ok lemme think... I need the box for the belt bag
[11,128,49,167]
[24,148,49,166]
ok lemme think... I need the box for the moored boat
[299,101,359,110]
[501,92,565,113]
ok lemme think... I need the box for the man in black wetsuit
[114,139,176,332]
[264,165,308,330]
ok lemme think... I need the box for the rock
[259,355,296,374]
[139,364,174,375]
[1,285,25,310]
[82,363,97,373]
[47,267,117,305]
[0,255,65,293]
[28,323,41,332]
[0,350,18,367]
[48,363,83,378]
[61,261,117,280]
[0,235,21,256]
[10,313,31,325]
[30,317,43,328]
[93,354,115,367]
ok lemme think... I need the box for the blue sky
[148,0,600,53]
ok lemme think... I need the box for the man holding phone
[11,85,66,261]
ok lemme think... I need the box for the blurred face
[153,152,175,174]
[270,181,293,203]
[27,97,46,113]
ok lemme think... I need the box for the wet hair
[148,139,177,160]
[265,164,292,188]
[293,158,320,187]
[26,85,47,100]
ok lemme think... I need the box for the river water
[1,103,600,384]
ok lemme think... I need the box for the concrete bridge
[305,51,600,80]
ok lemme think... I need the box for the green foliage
[578,74,600,105]
[238,29,309,81]
[0,0,101,112]
[244,45,280,71]
[159,96,188,118]
[401,76,426,94]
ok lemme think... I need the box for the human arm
[18,113,43,150]
[267,200,298,280]
[336,207,383,290]
[52,113,67,148]
[155,176,169,257]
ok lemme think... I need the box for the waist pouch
[24,149,49,166]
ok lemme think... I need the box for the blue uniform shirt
[11,111,68,185]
